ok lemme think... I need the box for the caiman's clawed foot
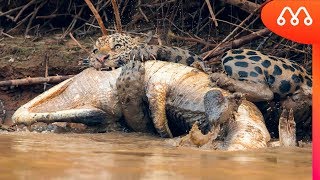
[279,108,296,147]
[179,123,219,147]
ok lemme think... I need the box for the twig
[84,0,108,35]
[204,3,263,59]
[25,1,47,36]
[44,53,49,91]
[69,33,90,54]
[168,31,216,47]
[0,5,23,17]
[140,0,176,8]
[205,0,218,27]
[36,14,88,22]
[61,6,84,39]
[14,0,36,22]
[138,0,149,22]
[203,28,271,60]
[7,13,33,34]
[0,30,14,38]
[0,75,74,87]
[111,0,123,33]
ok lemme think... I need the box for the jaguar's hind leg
[116,61,153,132]
[210,73,274,102]
[279,108,296,147]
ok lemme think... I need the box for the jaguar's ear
[133,31,153,44]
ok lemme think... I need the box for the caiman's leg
[116,60,152,132]
[278,108,296,147]
[179,123,220,147]
[210,73,274,102]
[147,83,173,138]
[12,78,109,126]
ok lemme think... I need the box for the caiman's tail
[12,77,106,126]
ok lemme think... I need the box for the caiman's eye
[114,44,121,49]
[93,48,98,53]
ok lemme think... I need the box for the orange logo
[261,0,320,44]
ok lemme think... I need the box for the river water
[0,132,311,179]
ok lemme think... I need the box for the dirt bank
[0,35,96,124]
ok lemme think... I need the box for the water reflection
[0,132,311,179]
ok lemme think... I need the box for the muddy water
[0,132,311,179]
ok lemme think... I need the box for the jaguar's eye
[114,44,121,49]
[93,48,98,54]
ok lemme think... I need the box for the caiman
[12,60,274,150]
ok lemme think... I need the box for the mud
[0,36,95,125]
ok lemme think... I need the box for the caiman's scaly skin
[12,61,270,150]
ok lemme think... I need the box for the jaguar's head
[85,33,150,70]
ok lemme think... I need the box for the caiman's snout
[204,90,225,124]
[201,90,243,134]
[204,90,243,126]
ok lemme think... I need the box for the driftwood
[0,75,74,87]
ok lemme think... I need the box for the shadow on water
[0,132,311,179]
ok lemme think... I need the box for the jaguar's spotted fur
[88,33,206,71]
[88,33,311,104]
[218,49,312,101]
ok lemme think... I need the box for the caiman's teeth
[112,67,115,70]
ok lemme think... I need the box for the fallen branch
[223,0,260,13]
[0,75,74,87]
[84,0,108,35]
[111,0,123,33]
[203,28,271,61]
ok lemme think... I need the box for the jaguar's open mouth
[101,66,120,71]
